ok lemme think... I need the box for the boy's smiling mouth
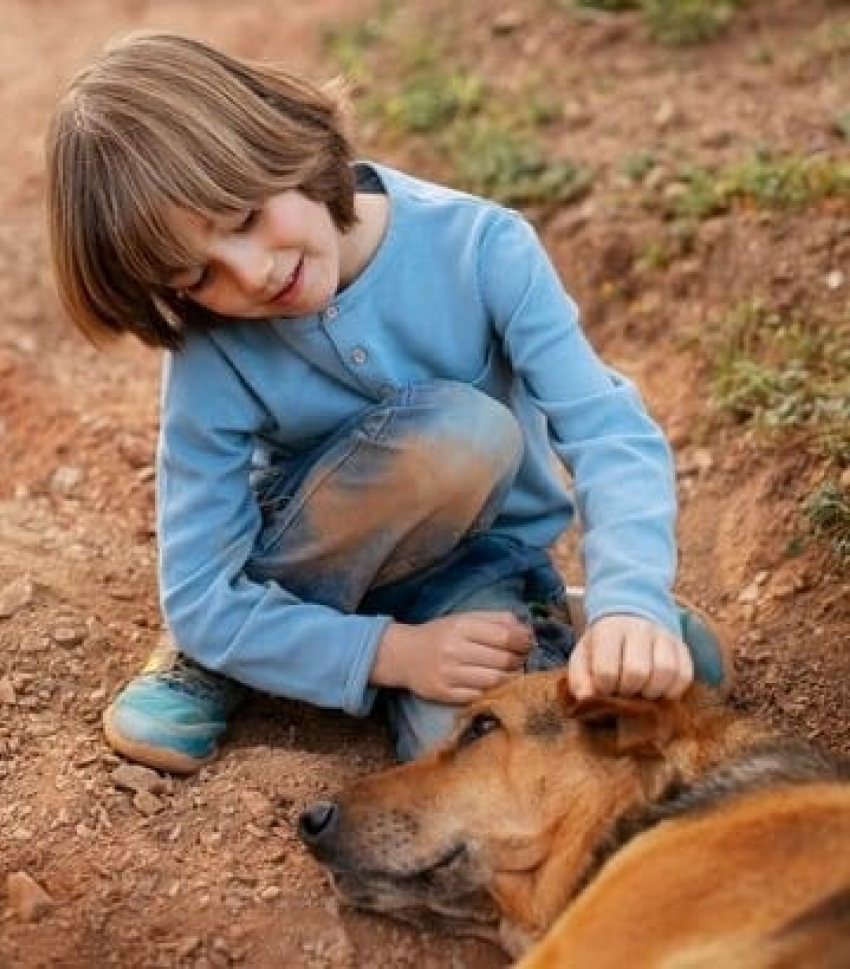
[270,256,304,306]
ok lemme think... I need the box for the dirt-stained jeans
[246,380,549,760]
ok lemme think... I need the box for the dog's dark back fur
[578,740,849,896]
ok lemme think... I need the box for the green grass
[804,481,850,565]
[696,299,850,565]
[664,152,850,219]
[447,119,593,205]
[564,0,746,44]
[322,4,395,80]
[701,300,850,430]
[571,0,639,10]
[642,0,743,45]
[835,111,850,141]
[324,8,591,207]
[376,61,483,134]
[701,299,850,563]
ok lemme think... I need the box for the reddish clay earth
[0,1,847,967]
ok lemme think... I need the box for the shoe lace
[154,655,237,701]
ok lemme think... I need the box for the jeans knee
[401,381,524,495]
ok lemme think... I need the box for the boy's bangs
[115,144,265,289]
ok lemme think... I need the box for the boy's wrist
[370,621,415,689]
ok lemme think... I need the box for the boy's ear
[557,679,679,758]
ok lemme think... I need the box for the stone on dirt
[0,575,33,618]
[7,871,54,921]
[0,675,16,704]
[110,763,168,795]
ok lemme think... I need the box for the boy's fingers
[463,613,533,653]
[585,626,623,696]
[644,636,693,699]
[568,639,594,700]
[669,640,694,699]
[461,643,527,673]
[453,664,521,693]
[618,632,654,695]
[641,635,679,699]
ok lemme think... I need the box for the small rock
[653,101,677,128]
[111,763,168,795]
[239,789,272,819]
[491,10,525,33]
[51,626,85,648]
[677,448,714,477]
[0,676,16,705]
[177,937,202,959]
[825,269,844,290]
[117,434,152,469]
[49,465,83,497]
[738,580,762,604]
[7,871,54,921]
[132,789,163,816]
[0,576,34,618]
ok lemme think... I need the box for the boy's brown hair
[46,31,356,351]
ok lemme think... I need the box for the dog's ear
[557,684,679,758]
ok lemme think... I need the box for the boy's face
[167,191,345,319]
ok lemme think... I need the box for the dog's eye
[582,713,618,732]
[457,712,502,748]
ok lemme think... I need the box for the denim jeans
[246,381,570,761]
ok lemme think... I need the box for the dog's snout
[298,800,339,846]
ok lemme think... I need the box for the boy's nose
[223,240,273,295]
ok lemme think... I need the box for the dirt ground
[0,1,847,967]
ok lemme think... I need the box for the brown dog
[298,671,850,967]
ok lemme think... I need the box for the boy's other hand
[568,614,694,702]
[372,612,533,704]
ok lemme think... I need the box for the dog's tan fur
[298,670,850,967]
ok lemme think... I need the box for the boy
[46,32,727,772]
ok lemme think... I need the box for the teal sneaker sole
[103,707,218,774]
[102,662,246,774]
[103,702,223,774]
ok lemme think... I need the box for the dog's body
[298,671,850,967]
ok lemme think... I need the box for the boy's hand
[372,612,533,704]
[568,614,693,701]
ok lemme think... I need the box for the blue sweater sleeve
[479,211,680,635]
[156,340,389,715]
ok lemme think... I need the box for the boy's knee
[397,381,523,493]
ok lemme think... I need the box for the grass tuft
[565,0,746,44]
[701,300,850,431]
[642,0,743,45]
[804,482,850,565]
[696,299,850,565]
[325,9,591,208]
[665,152,850,219]
[448,120,593,205]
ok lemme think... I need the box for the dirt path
[1,1,847,967]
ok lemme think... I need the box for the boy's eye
[235,208,261,233]
[185,266,211,294]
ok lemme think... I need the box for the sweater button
[350,346,368,365]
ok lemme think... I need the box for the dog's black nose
[297,800,339,845]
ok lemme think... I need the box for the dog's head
[297,670,715,943]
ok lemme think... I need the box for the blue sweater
[157,162,678,714]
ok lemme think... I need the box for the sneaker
[546,586,733,694]
[675,596,734,697]
[103,640,247,774]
